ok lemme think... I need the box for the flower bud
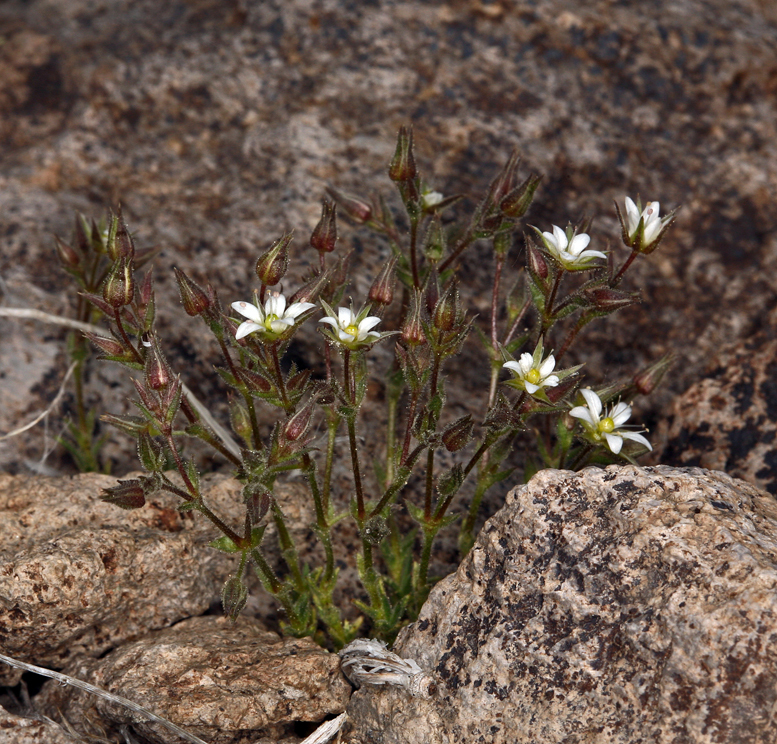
[325,186,372,224]
[500,173,542,218]
[442,414,474,452]
[145,337,172,391]
[222,575,248,620]
[401,291,426,346]
[485,150,520,209]
[388,125,417,182]
[527,241,549,281]
[55,235,81,270]
[283,398,315,442]
[584,286,638,313]
[255,233,292,286]
[114,209,135,259]
[85,332,125,357]
[425,271,440,315]
[493,231,511,257]
[423,215,446,262]
[235,366,273,393]
[290,268,331,306]
[432,282,459,333]
[243,483,272,525]
[633,353,674,396]
[310,200,338,254]
[174,267,210,316]
[368,255,397,306]
[228,397,253,444]
[101,479,146,509]
[102,256,135,308]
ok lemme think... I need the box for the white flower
[570,388,652,455]
[231,293,315,340]
[504,349,559,395]
[319,300,383,349]
[540,225,606,270]
[622,197,675,252]
[421,189,444,209]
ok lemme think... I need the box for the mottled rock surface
[345,465,777,744]
[0,471,244,685]
[35,615,351,744]
[1,0,775,481]
[656,318,777,495]
[0,704,76,744]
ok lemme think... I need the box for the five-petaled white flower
[231,293,315,340]
[319,300,383,349]
[570,388,652,455]
[539,225,606,270]
[623,197,672,249]
[504,348,559,396]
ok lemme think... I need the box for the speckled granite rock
[344,465,777,744]
[35,615,351,744]
[0,705,77,744]
[1,0,776,478]
[657,320,777,495]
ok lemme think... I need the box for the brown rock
[35,615,351,744]
[344,465,777,744]
[0,472,244,684]
[0,704,77,744]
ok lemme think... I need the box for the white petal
[542,231,558,250]
[366,331,381,339]
[567,233,591,257]
[235,321,261,340]
[578,249,607,260]
[266,293,287,318]
[543,375,560,388]
[551,225,568,250]
[620,431,652,451]
[569,406,596,427]
[580,389,602,419]
[525,381,540,394]
[338,307,354,328]
[625,197,640,233]
[503,361,522,375]
[610,402,632,427]
[232,301,263,322]
[285,301,316,319]
[319,317,339,328]
[269,319,294,333]
[358,316,382,333]
[337,328,353,342]
[604,433,624,454]
[539,355,556,377]
[643,221,662,246]
[518,353,534,375]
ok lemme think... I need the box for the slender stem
[243,394,263,450]
[487,361,500,411]
[612,250,638,286]
[249,548,282,594]
[400,388,420,466]
[417,530,435,602]
[409,218,420,289]
[503,296,531,348]
[556,316,587,363]
[438,221,476,274]
[271,499,306,591]
[270,343,293,413]
[347,417,366,521]
[433,438,491,521]
[112,308,143,364]
[490,254,504,352]
[386,392,398,488]
[424,448,435,520]
[322,417,339,514]
[545,270,564,326]
[569,442,595,470]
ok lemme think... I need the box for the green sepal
[209,535,240,553]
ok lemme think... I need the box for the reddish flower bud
[243,482,271,524]
[425,271,440,315]
[401,291,426,346]
[486,150,520,208]
[310,200,338,254]
[442,414,474,452]
[101,479,146,509]
[527,241,549,281]
[369,255,397,306]
[102,256,135,308]
[633,353,674,396]
[234,365,273,393]
[584,286,638,313]
[325,186,372,224]
[222,575,248,620]
[432,282,459,333]
[114,208,135,259]
[174,267,210,316]
[500,173,542,219]
[85,332,125,357]
[55,235,81,270]
[290,268,331,306]
[255,233,292,286]
[145,338,172,391]
[388,125,417,182]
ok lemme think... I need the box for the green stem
[270,499,306,592]
[424,448,435,520]
[322,416,339,514]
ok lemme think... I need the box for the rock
[0,471,244,685]
[1,0,776,481]
[657,323,777,495]
[0,704,77,744]
[35,615,351,744]
[344,465,777,744]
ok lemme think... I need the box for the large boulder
[344,465,777,744]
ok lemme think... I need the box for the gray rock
[0,704,77,744]
[35,615,351,744]
[657,320,777,495]
[344,465,777,744]
[0,471,244,685]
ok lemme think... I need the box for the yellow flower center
[345,323,359,338]
[264,313,279,329]
[600,417,615,434]
[525,368,541,385]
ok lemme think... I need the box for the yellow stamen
[600,417,615,434]
[345,324,359,337]
[526,368,541,385]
